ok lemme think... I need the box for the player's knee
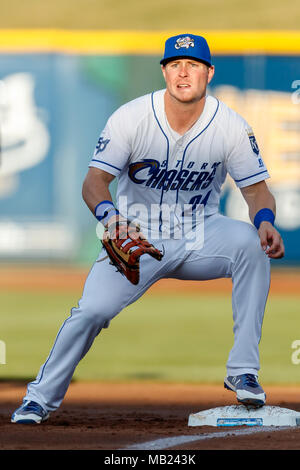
[235,224,263,260]
[77,302,118,329]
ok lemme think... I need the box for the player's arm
[82,167,127,230]
[82,167,115,215]
[82,167,143,240]
[240,180,285,259]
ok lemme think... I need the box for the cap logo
[174,36,195,50]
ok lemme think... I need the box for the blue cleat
[11,400,50,424]
[224,374,266,408]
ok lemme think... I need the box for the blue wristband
[254,208,275,230]
[94,200,119,225]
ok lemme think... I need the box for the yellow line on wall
[0,30,299,54]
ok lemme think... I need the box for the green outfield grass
[0,0,299,29]
[1,288,300,385]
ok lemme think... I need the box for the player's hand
[104,214,146,243]
[258,221,285,259]
[101,214,163,285]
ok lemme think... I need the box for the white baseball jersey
[89,89,269,234]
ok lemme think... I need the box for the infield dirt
[1,381,300,450]
[0,265,299,295]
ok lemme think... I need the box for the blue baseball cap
[160,34,211,67]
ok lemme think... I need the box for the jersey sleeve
[225,115,270,188]
[88,105,132,177]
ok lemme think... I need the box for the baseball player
[12,34,284,424]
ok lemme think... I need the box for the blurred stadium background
[0,0,300,386]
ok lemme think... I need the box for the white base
[188,405,300,427]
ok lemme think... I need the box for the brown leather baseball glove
[102,218,163,285]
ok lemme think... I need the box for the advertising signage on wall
[0,31,299,262]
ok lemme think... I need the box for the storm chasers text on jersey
[89,89,269,233]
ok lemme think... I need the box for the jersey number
[189,190,212,210]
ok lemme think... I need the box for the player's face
[161,59,214,104]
